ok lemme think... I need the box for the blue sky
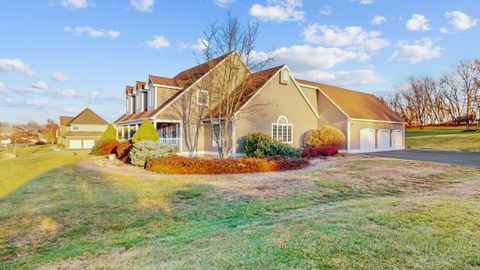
[1,0,479,123]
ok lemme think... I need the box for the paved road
[368,149,480,168]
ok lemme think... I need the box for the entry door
[360,129,375,151]
[391,130,403,149]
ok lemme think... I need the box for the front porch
[116,120,182,152]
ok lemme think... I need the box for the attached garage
[360,129,375,151]
[377,129,390,150]
[67,138,98,149]
[82,140,95,149]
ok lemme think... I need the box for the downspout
[347,118,351,152]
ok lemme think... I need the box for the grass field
[0,144,54,157]
[1,154,480,269]
[406,126,480,151]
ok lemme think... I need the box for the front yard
[1,152,480,269]
[406,126,480,151]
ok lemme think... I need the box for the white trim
[376,129,391,150]
[179,151,218,156]
[152,52,235,118]
[350,118,406,125]
[153,84,183,90]
[287,68,320,119]
[347,118,351,151]
[271,115,293,144]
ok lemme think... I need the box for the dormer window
[280,69,290,85]
[197,90,209,106]
[136,93,142,111]
[148,84,155,108]
[126,97,131,114]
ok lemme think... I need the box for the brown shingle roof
[149,75,186,88]
[297,79,405,123]
[136,81,145,90]
[125,86,134,96]
[115,53,233,124]
[59,116,74,126]
[67,108,109,125]
[64,131,104,137]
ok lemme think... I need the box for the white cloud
[252,45,366,71]
[145,36,171,49]
[389,38,442,64]
[86,91,122,104]
[303,24,389,52]
[371,15,386,25]
[406,13,430,32]
[64,26,120,38]
[32,81,49,90]
[0,82,6,93]
[59,89,79,97]
[130,0,155,12]
[445,11,479,31]
[50,71,71,82]
[439,27,449,34]
[0,58,35,76]
[214,0,234,7]
[249,0,305,22]
[351,0,373,5]
[319,5,331,16]
[295,69,384,86]
[191,38,208,50]
[60,0,89,9]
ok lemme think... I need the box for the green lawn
[406,126,480,151]
[1,155,480,269]
[0,150,89,198]
[0,144,54,157]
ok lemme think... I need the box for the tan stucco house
[58,108,108,149]
[114,52,405,156]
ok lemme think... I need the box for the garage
[68,140,82,149]
[82,140,95,149]
[360,128,375,151]
[391,130,403,150]
[377,129,390,150]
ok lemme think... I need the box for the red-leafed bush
[91,140,119,156]
[302,146,338,158]
[145,156,309,175]
[116,140,132,159]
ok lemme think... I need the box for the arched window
[272,115,293,144]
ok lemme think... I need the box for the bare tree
[454,60,479,130]
[42,119,58,144]
[196,13,274,158]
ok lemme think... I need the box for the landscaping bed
[145,156,309,174]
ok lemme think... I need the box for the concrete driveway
[368,149,480,168]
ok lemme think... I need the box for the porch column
[121,125,125,139]
[127,125,131,140]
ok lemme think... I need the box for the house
[114,52,405,156]
[0,126,13,145]
[58,108,108,149]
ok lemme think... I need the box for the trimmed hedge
[302,146,339,158]
[145,156,309,175]
[129,141,173,166]
[116,140,132,160]
[132,119,159,144]
[100,124,117,141]
[244,133,301,158]
[304,126,346,148]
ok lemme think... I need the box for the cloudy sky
[1,0,479,123]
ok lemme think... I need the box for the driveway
[368,149,480,168]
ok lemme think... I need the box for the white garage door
[82,140,95,149]
[377,130,390,150]
[391,130,403,150]
[69,140,82,149]
[360,129,375,151]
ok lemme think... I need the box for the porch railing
[159,138,181,147]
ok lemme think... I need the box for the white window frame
[148,84,155,108]
[271,115,293,144]
[126,97,131,114]
[136,93,142,111]
[197,90,209,106]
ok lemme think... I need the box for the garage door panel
[83,140,95,149]
[377,130,390,150]
[391,130,403,150]
[360,129,375,151]
[69,140,82,149]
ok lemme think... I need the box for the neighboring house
[0,126,13,145]
[114,52,405,156]
[58,108,108,149]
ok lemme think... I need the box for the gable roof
[59,116,75,126]
[67,108,109,125]
[124,86,134,96]
[149,75,185,88]
[115,53,233,124]
[135,81,145,91]
[297,79,405,123]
